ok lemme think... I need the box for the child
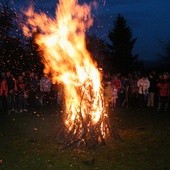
[104,81,115,108]
[112,84,118,108]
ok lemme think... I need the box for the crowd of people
[0,71,60,114]
[103,71,170,112]
[0,70,170,114]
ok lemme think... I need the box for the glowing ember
[22,0,115,146]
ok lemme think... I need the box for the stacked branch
[55,79,120,149]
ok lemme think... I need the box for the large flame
[22,0,109,143]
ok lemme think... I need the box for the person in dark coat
[147,72,157,108]
[157,72,170,112]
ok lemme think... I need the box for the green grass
[0,107,170,170]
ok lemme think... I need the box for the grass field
[0,106,170,170]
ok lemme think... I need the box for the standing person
[40,74,52,106]
[34,74,40,107]
[0,73,8,111]
[17,75,28,112]
[103,72,111,83]
[137,75,150,107]
[156,73,163,107]
[0,76,3,111]
[21,71,29,88]
[6,71,18,114]
[157,72,170,112]
[112,84,118,108]
[104,81,114,109]
[147,72,157,108]
[121,76,130,108]
[111,75,122,107]
[28,72,39,110]
[129,74,138,107]
[57,83,64,109]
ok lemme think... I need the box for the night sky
[11,0,170,61]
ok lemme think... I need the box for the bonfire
[22,0,119,148]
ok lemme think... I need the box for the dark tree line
[86,14,143,74]
[2,2,168,76]
[0,2,43,75]
[157,40,170,72]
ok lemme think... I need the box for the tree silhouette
[0,1,25,73]
[24,32,44,74]
[0,36,26,73]
[86,34,109,71]
[108,14,140,74]
[0,1,43,74]
[0,1,16,38]
[158,40,170,71]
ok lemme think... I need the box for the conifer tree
[158,40,170,71]
[108,14,140,73]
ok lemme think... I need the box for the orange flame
[22,0,108,139]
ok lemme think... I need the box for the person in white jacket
[137,75,150,107]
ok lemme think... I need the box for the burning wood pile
[56,81,115,148]
[22,0,119,148]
